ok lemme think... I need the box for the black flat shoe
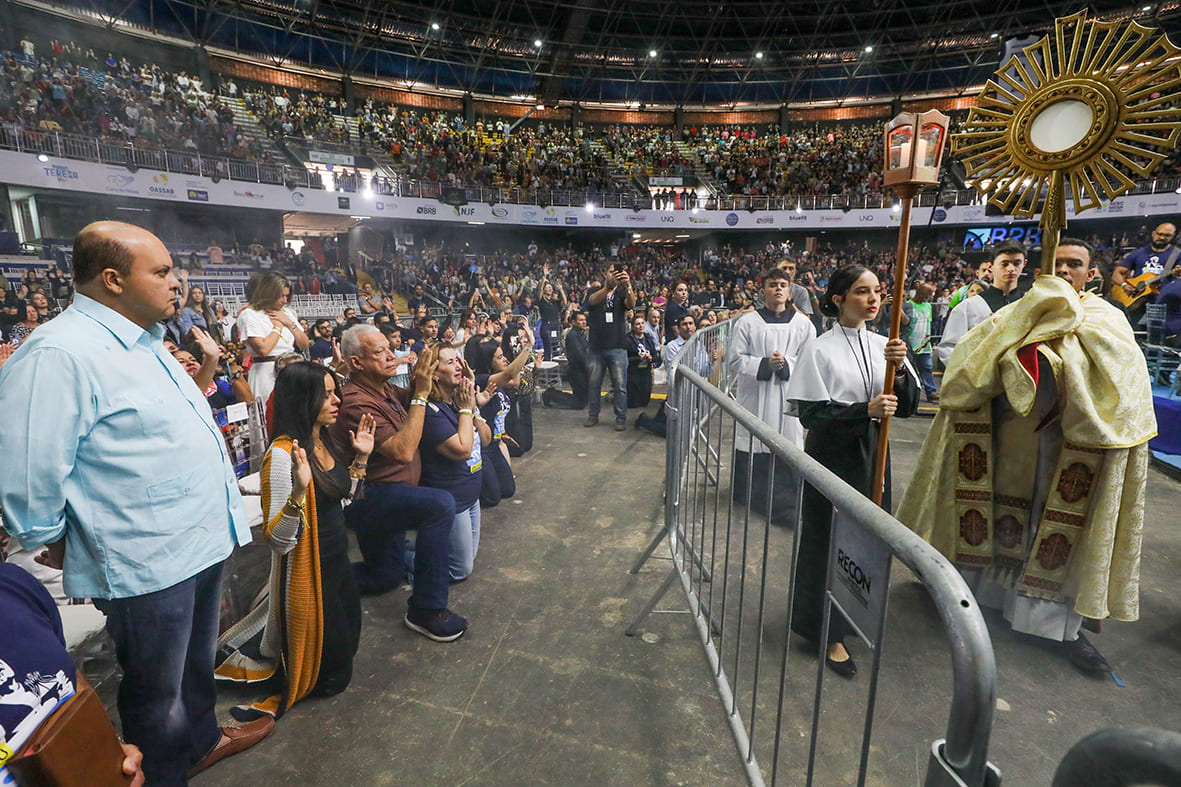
[1062,633,1113,674]
[825,653,858,679]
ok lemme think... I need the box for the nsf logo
[725,213,739,226]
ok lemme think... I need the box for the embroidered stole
[951,405,1104,600]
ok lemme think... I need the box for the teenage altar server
[785,265,919,679]
[727,267,817,523]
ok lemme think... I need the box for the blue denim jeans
[448,500,481,581]
[404,499,480,582]
[913,351,937,397]
[344,482,455,610]
[93,561,225,787]
[586,347,628,423]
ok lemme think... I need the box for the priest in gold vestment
[898,239,1156,673]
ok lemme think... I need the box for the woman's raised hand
[475,380,498,408]
[191,326,219,359]
[456,378,477,411]
[290,439,312,500]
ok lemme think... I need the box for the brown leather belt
[253,355,279,362]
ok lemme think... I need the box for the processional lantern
[883,110,950,190]
[871,109,950,505]
[953,10,1181,274]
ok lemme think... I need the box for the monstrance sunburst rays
[953,10,1181,220]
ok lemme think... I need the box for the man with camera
[583,262,635,431]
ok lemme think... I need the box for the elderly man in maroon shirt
[332,325,468,642]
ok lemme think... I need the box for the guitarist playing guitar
[1113,222,1179,322]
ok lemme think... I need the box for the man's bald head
[1152,223,1177,251]
[72,221,157,286]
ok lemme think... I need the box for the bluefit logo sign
[187,189,209,202]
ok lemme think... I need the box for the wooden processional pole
[871,183,918,506]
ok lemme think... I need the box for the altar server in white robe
[785,264,918,678]
[727,267,817,524]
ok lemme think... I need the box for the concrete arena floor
[90,404,1181,786]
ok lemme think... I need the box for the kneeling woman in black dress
[785,265,918,678]
[216,362,375,719]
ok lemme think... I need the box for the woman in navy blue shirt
[418,346,493,581]
[468,336,535,507]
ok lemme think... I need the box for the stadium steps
[221,95,293,165]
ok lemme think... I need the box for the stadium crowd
[7,30,1181,208]
[0,40,271,162]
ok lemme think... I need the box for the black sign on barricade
[828,506,892,649]
[807,506,896,787]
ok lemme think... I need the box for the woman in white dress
[784,265,919,679]
[238,272,309,408]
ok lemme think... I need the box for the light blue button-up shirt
[0,293,251,599]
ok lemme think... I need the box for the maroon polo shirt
[333,378,421,485]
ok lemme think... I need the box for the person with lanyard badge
[468,336,536,508]
[626,314,661,409]
[411,346,494,583]
[785,265,920,679]
[583,262,635,430]
[237,272,309,409]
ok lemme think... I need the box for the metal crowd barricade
[627,320,1000,787]
[211,398,268,479]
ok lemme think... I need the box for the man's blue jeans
[913,351,937,397]
[586,347,628,423]
[344,481,455,610]
[94,561,225,787]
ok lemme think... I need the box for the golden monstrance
[954,10,1181,272]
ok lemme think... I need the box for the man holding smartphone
[583,261,635,431]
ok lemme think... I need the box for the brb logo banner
[963,226,1042,248]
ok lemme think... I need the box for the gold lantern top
[883,110,950,189]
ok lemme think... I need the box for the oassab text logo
[149,173,175,195]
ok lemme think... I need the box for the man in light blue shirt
[0,222,270,786]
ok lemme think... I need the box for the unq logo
[725,212,740,226]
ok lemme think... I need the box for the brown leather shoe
[187,716,276,778]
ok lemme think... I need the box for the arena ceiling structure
[45,0,1181,106]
